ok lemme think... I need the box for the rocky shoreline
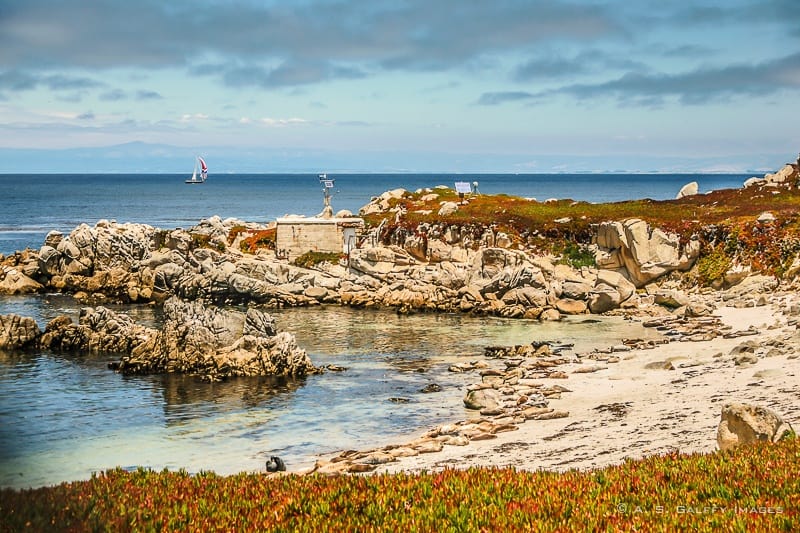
[0,187,724,382]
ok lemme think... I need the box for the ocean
[0,172,746,488]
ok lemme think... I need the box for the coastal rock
[588,284,622,314]
[38,296,317,378]
[39,315,93,352]
[676,181,699,199]
[594,219,700,287]
[0,267,43,294]
[0,314,41,351]
[764,164,795,184]
[595,269,635,302]
[560,280,593,300]
[743,177,762,188]
[501,286,548,308]
[652,289,690,309]
[438,202,460,216]
[117,298,318,378]
[555,298,587,315]
[468,248,530,283]
[757,212,776,223]
[463,388,501,411]
[716,403,794,451]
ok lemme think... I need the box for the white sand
[373,304,800,474]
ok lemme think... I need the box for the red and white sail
[199,157,208,181]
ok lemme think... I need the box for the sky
[1,0,799,173]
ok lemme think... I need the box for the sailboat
[185,156,208,184]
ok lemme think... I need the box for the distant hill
[0,141,789,174]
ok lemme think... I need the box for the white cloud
[257,117,308,126]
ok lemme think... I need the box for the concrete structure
[275,215,364,261]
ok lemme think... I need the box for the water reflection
[151,374,309,423]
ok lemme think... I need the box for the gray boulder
[594,219,700,287]
[588,284,622,314]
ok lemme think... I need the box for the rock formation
[594,219,700,287]
[0,313,41,351]
[5,179,785,322]
[716,403,794,451]
[37,297,318,380]
[676,181,699,199]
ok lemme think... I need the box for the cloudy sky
[1,0,799,172]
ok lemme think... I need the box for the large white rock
[765,164,794,184]
[437,201,459,216]
[743,177,763,188]
[595,269,635,302]
[676,181,699,199]
[588,283,622,313]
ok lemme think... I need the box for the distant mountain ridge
[0,141,788,174]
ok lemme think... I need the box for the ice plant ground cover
[1,437,796,531]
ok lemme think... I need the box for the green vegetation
[695,245,733,286]
[555,241,596,269]
[2,438,796,531]
[293,251,343,268]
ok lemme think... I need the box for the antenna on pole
[318,173,335,218]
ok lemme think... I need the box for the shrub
[695,245,732,286]
[227,225,249,244]
[190,233,225,252]
[293,251,343,268]
[555,242,596,269]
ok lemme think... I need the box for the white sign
[323,180,334,188]
[454,181,472,194]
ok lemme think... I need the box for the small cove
[0,295,663,489]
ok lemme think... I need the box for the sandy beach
[368,301,799,475]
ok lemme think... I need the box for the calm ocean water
[1,172,737,488]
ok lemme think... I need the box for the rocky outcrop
[743,164,797,189]
[716,403,794,451]
[3,193,740,320]
[0,314,41,351]
[594,219,700,287]
[38,297,318,380]
[20,215,708,319]
[116,298,317,378]
[0,266,42,294]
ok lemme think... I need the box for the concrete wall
[275,217,363,260]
